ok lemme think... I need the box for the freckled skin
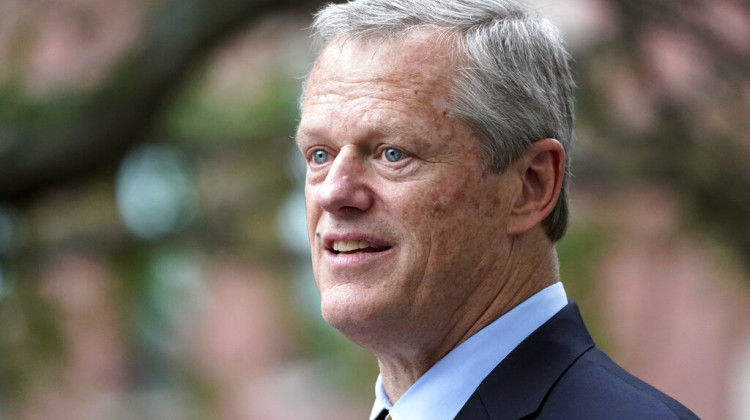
[296,31,558,401]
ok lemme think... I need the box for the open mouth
[330,240,391,255]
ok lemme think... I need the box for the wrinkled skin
[296,31,562,401]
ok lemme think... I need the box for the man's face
[296,33,518,349]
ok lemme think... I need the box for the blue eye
[312,150,329,164]
[383,147,403,162]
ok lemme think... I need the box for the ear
[507,139,565,236]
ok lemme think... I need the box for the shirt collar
[369,282,568,420]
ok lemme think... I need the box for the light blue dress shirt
[368,282,568,420]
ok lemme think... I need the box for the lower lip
[324,248,393,268]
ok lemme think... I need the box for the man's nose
[313,148,374,215]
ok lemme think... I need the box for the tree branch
[0,0,322,201]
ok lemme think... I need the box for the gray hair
[308,0,575,242]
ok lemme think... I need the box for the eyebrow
[295,125,426,149]
[294,126,323,147]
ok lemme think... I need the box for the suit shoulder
[537,347,700,419]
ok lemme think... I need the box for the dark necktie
[374,409,391,420]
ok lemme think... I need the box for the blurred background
[0,0,748,418]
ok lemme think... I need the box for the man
[295,0,699,419]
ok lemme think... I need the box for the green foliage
[557,220,613,352]
[0,83,86,143]
[164,77,301,146]
[0,268,65,407]
[300,308,379,401]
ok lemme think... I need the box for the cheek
[430,184,466,214]
[425,179,487,221]
[304,189,321,235]
[420,178,506,252]
[400,185,476,255]
[394,185,459,225]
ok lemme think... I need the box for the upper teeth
[333,240,374,252]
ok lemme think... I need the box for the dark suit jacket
[455,303,700,419]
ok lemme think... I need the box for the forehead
[312,31,457,83]
[298,32,461,138]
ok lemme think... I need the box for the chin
[320,290,369,326]
[320,289,394,345]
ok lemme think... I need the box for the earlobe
[507,139,565,236]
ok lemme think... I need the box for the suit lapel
[454,303,595,420]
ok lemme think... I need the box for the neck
[377,231,559,403]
